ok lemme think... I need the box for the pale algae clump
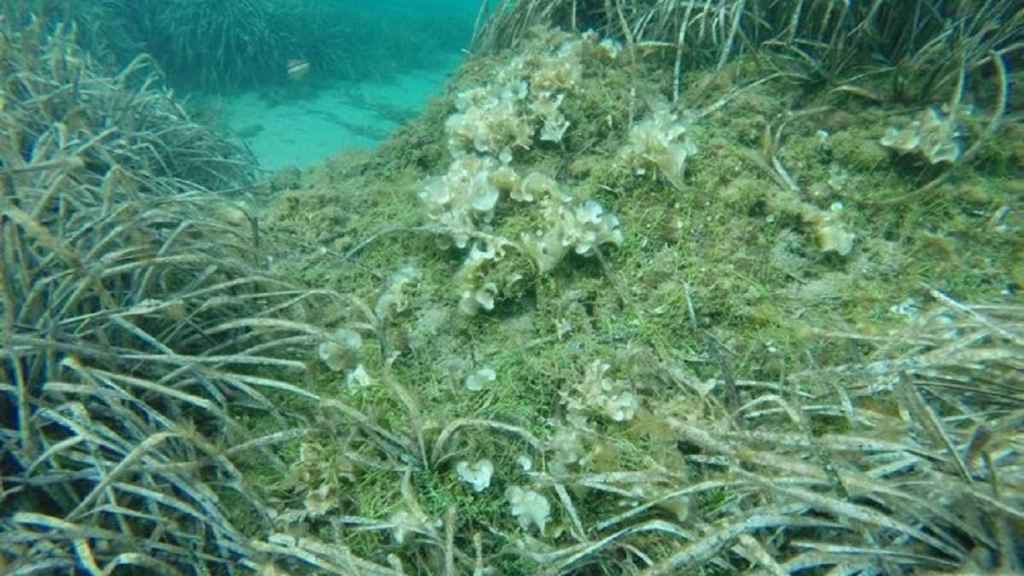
[419,29,625,314]
[464,366,497,391]
[456,458,495,492]
[880,106,965,165]
[420,155,503,249]
[563,359,640,423]
[506,486,551,535]
[318,327,363,372]
[519,179,624,274]
[619,102,699,188]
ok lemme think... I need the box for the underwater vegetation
[475,0,1022,103]
[0,15,335,573]
[9,0,477,92]
[2,1,1023,575]
[145,0,286,89]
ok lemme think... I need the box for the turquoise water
[219,53,465,171]
[218,0,483,170]
[125,0,489,170]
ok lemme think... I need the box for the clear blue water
[202,0,487,171]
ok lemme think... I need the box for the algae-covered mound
[256,6,1022,575]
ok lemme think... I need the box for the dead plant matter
[0,16,329,574]
[473,0,1024,102]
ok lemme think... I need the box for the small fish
[286,59,310,81]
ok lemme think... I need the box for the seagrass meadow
[2,1,1023,575]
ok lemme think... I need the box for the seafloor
[235,27,1022,574]
[3,14,1022,576]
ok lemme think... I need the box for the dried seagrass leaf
[1,204,83,269]
[74,538,103,576]
[713,428,941,459]
[187,367,320,401]
[253,534,406,576]
[108,481,213,525]
[252,536,348,574]
[400,468,441,542]
[546,520,691,575]
[790,540,960,571]
[674,418,991,556]
[223,428,308,459]
[895,374,972,483]
[433,418,544,462]
[85,503,172,526]
[746,474,966,562]
[736,394,802,424]
[928,288,1024,347]
[67,430,184,520]
[10,513,169,554]
[101,552,188,576]
[232,334,322,359]
[671,418,951,512]
[63,362,220,414]
[321,398,415,457]
[780,550,846,573]
[641,508,799,575]
[122,351,307,372]
[25,435,86,476]
[553,482,586,542]
[735,534,786,576]
[962,486,1024,522]
[443,507,456,576]
[205,317,328,338]
[242,288,338,316]
[595,479,747,532]
[42,380,176,430]
[3,557,77,575]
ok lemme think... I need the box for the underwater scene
[1,0,1022,574]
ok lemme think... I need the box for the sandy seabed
[219,53,463,172]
